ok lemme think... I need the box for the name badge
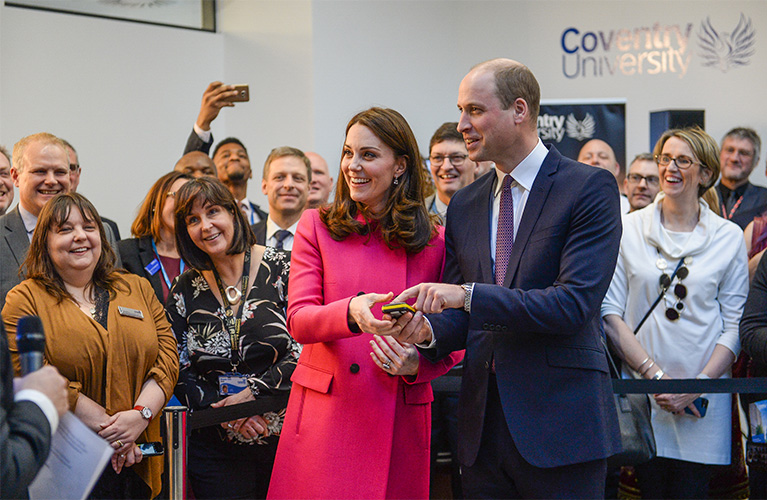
[219,373,248,396]
[118,306,144,319]
[145,259,161,275]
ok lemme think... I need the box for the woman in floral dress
[166,178,299,499]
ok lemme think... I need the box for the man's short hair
[474,59,541,123]
[263,146,312,181]
[60,138,76,156]
[12,133,67,174]
[722,127,761,162]
[429,122,463,153]
[0,145,10,165]
[630,152,655,166]
[212,137,248,159]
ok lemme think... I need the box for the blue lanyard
[151,239,185,290]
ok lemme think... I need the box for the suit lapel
[4,208,30,268]
[502,147,559,288]
[137,237,165,299]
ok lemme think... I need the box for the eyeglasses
[627,173,660,187]
[69,163,80,172]
[430,154,468,166]
[167,191,177,198]
[659,265,688,321]
[654,154,702,170]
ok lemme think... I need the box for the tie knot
[502,174,513,191]
[274,230,291,243]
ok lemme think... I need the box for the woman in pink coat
[268,107,462,499]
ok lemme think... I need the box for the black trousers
[634,456,713,499]
[461,375,607,499]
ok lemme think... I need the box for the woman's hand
[654,392,704,417]
[111,444,143,474]
[98,409,149,454]
[348,292,400,335]
[211,389,258,435]
[369,336,419,376]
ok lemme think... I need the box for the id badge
[219,372,248,396]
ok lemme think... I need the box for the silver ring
[120,454,125,458]
[382,362,391,370]
[227,423,233,428]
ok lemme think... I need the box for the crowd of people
[3,57,767,500]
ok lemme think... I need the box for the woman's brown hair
[174,177,256,271]
[25,193,126,303]
[320,107,436,253]
[130,171,192,241]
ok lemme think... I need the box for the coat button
[350,363,360,374]
[482,323,489,330]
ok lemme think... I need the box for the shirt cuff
[15,389,59,433]
[193,122,212,143]
[415,317,437,349]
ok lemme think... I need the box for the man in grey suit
[0,133,119,309]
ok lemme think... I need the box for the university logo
[565,113,596,141]
[697,14,755,72]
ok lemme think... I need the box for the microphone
[17,315,45,375]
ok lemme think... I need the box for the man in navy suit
[393,59,621,498]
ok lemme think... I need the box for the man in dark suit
[183,82,267,224]
[393,59,621,498]
[1,321,68,499]
[0,134,119,310]
[250,147,311,250]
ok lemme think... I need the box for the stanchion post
[163,406,188,500]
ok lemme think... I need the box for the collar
[18,204,38,234]
[493,138,548,197]
[433,196,449,219]
[266,217,298,240]
[237,198,252,213]
[719,181,750,200]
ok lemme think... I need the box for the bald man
[578,139,630,213]
[174,151,217,179]
[305,151,333,208]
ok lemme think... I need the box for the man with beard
[716,127,767,229]
[183,82,267,223]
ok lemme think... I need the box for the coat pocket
[291,362,334,393]
[545,345,608,373]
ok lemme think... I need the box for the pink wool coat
[268,210,463,499]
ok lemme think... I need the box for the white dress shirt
[265,217,299,251]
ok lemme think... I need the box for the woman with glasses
[118,171,193,304]
[601,126,748,498]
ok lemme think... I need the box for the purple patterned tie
[495,174,514,286]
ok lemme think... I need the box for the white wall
[1,0,765,236]
[312,1,767,185]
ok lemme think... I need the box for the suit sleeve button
[502,325,508,331]
[482,323,489,330]
[350,363,360,374]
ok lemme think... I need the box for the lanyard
[721,195,744,221]
[151,239,185,290]
[212,248,251,371]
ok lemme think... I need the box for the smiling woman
[3,193,179,499]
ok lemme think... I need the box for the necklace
[224,285,242,305]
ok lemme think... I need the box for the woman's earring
[393,177,399,186]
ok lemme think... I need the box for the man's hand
[393,283,464,314]
[15,365,68,417]
[196,81,239,131]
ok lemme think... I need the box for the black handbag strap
[633,256,686,334]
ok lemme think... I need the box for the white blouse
[602,194,748,464]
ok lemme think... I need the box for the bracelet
[651,369,665,380]
[636,357,651,372]
[640,361,655,375]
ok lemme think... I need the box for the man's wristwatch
[133,405,153,422]
[461,283,474,313]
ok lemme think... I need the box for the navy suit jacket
[0,321,51,499]
[251,220,267,246]
[117,236,164,304]
[427,146,622,469]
